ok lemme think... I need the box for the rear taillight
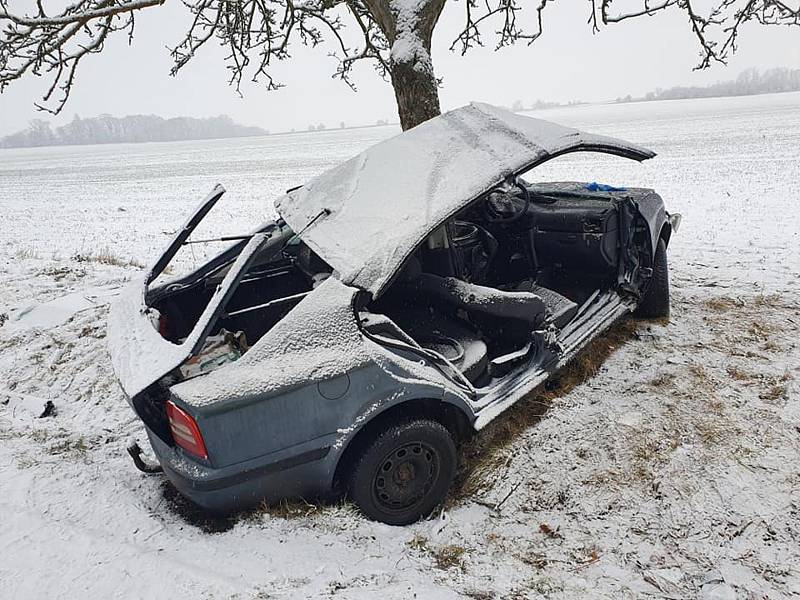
[166,400,208,460]
[158,314,169,337]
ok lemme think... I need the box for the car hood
[275,102,655,298]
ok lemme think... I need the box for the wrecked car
[108,103,680,525]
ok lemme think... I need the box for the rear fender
[326,389,474,491]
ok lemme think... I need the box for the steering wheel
[483,179,531,223]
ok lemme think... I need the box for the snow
[172,274,455,410]
[4,285,118,332]
[1,92,799,598]
[422,274,546,320]
[276,102,654,297]
[172,276,372,408]
[389,0,434,74]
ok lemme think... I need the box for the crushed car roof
[275,102,655,297]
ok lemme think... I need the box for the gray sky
[0,1,798,136]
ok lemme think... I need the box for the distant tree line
[307,118,393,132]
[3,0,796,132]
[510,99,585,112]
[616,68,800,104]
[0,114,267,148]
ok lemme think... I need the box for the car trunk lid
[107,185,271,399]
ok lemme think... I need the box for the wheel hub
[372,442,439,513]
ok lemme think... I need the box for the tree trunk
[363,0,445,131]
[390,59,442,131]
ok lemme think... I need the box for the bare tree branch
[451,0,799,70]
[0,0,391,113]
[451,0,555,55]
[1,0,798,116]
[597,0,800,69]
[0,0,166,113]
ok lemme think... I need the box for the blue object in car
[586,182,627,192]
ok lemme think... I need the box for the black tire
[348,419,457,526]
[636,238,670,319]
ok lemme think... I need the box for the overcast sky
[0,2,798,136]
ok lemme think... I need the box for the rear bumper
[146,428,336,512]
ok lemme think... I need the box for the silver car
[108,103,679,525]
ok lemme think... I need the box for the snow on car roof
[275,102,655,298]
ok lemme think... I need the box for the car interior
[360,178,625,387]
[151,233,323,348]
[152,179,626,386]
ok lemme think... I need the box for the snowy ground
[1,93,799,599]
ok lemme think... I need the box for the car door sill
[472,291,633,430]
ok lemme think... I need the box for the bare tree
[1,0,798,131]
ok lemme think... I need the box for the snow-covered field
[1,93,799,599]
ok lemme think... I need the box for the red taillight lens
[158,314,169,337]
[166,400,208,460]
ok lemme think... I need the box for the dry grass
[39,264,87,281]
[406,535,467,571]
[694,417,740,446]
[406,533,429,552]
[704,297,742,311]
[433,545,466,570]
[46,436,89,459]
[538,523,561,539]
[748,319,777,341]
[631,435,662,465]
[760,384,787,402]
[584,429,668,488]
[726,365,752,381]
[463,591,495,600]
[649,372,676,387]
[256,498,323,520]
[14,452,41,468]
[688,364,726,414]
[572,545,601,566]
[71,247,145,269]
[517,550,548,569]
[452,319,640,500]
[688,364,710,382]
[752,293,783,308]
[515,577,564,597]
[684,363,742,446]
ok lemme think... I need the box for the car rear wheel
[348,419,457,526]
[636,238,670,319]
